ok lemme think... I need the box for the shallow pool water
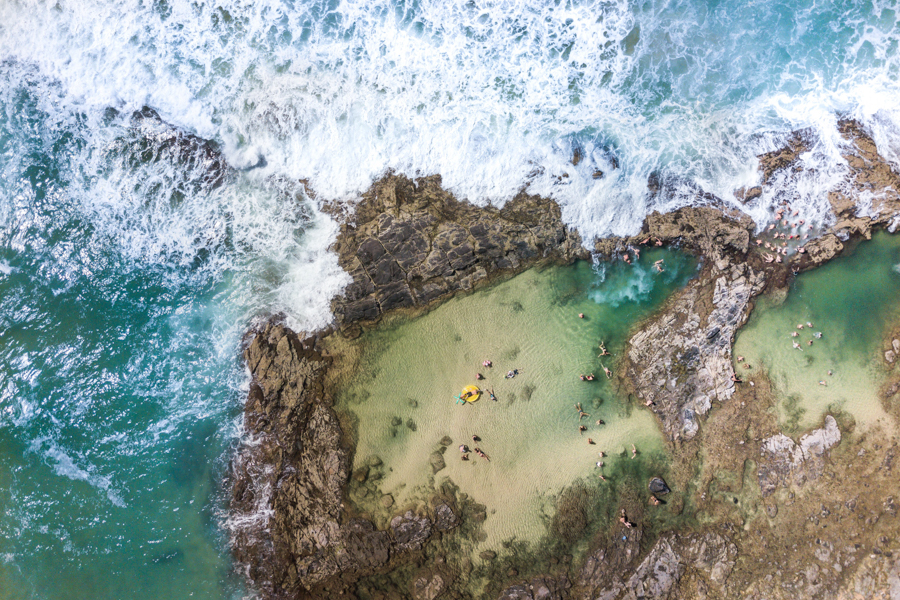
[334,250,697,554]
[734,232,900,433]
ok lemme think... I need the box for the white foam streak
[29,438,126,507]
[2,0,900,326]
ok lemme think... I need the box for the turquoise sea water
[1,0,899,597]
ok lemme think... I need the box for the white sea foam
[2,0,900,276]
[29,438,126,507]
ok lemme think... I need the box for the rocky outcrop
[622,261,767,441]
[330,174,585,327]
[586,532,738,600]
[593,206,755,268]
[231,120,900,599]
[127,106,229,191]
[229,323,457,596]
[829,120,900,235]
[564,523,737,600]
[757,415,842,496]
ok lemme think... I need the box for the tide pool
[333,249,697,559]
[734,232,900,434]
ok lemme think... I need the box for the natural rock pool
[734,231,900,434]
[330,249,698,560]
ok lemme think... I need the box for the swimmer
[596,461,604,468]
[580,375,586,381]
[631,444,637,459]
[655,238,663,246]
[813,332,822,339]
[587,373,595,381]
[579,313,585,319]
[472,435,480,442]
[575,403,589,419]
[797,324,804,329]
[506,370,515,379]
[737,355,745,363]
[587,438,595,445]
[579,425,587,433]
[596,419,605,425]
[598,341,610,356]
[827,370,833,376]
[483,359,492,368]
[649,495,661,506]
[601,364,612,379]
[644,399,655,407]
[793,342,802,350]
[476,372,484,380]
[598,451,606,458]
[731,373,743,383]
[806,322,813,328]
[791,331,799,337]
[807,340,813,346]
[461,454,469,461]
[640,237,651,245]
[489,388,497,401]
[819,380,827,386]
[598,474,607,481]
[459,445,469,453]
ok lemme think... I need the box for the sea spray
[3,0,900,247]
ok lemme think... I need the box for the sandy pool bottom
[332,252,697,554]
[734,232,900,434]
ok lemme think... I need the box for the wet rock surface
[330,174,585,328]
[758,415,842,496]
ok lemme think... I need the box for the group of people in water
[730,320,835,387]
[459,435,490,462]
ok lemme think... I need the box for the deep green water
[735,232,900,432]
[0,250,247,599]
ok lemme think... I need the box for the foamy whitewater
[1,0,899,597]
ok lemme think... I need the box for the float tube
[455,385,482,404]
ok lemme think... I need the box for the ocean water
[1,0,899,597]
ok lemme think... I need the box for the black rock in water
[649,477,671,495]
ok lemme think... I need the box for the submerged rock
[757,415,841,496]
[429,450,446,474]
[648,477,671,495]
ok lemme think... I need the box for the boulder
[649,477,671,495]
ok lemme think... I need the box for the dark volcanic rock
[230,323,437,596]
[330,174,585,327]
[649,477,671,495]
